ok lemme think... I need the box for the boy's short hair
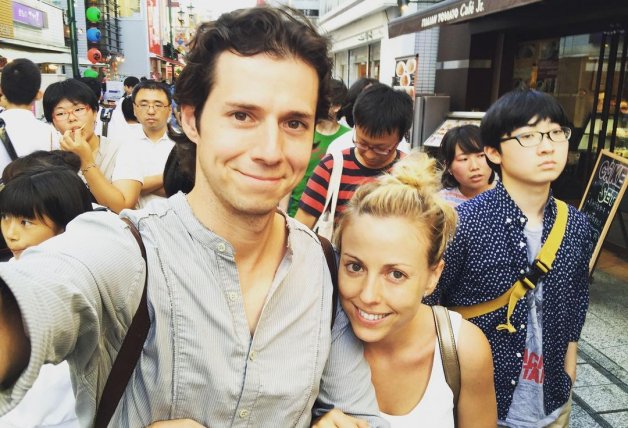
[353,84,413,141]
[131,79,172,105]
[338,77,379,128]
[78,77,103,101]
[121,97,138,122]
[0,58,41,105]
[43,79,99,123]
[175,6,332,131]
[123,76,140,88]
[328,79,348,109]
[481,89,569,151]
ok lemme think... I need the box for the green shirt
[288,124,351,217]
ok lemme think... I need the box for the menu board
[579,150,628,272]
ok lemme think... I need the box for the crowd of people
[0,5,592,428]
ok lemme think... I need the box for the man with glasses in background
[122,79,175,207]
[296,83,413,231]
[432,89,593,428]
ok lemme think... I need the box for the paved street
[570,250,628,427]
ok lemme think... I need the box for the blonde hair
[333,151,457,267]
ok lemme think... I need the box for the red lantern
[87,48,102,64]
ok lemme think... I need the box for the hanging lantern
[86,28,101,43]
[83,69,99,78]
[87,48,102,64]
[86,7,101,23]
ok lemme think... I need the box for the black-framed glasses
[353,138,398,156]
[500,127,571,148]
[134,102,171,112]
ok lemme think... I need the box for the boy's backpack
[94,219,339,427]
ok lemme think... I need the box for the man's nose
[252,123,283,164]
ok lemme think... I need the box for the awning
[388,0,543,38]
[149,53,185,67]
[0,45,91,66]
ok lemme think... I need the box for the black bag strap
[0,118,18,161]
[94,217,148,428]
[318,234,339,327]
[432,305,461,426]
[100,108,113,137]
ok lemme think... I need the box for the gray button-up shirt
[0,193,386,427]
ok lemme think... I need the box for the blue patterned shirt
[432,181,593,420]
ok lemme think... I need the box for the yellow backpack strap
[451,199,569,333]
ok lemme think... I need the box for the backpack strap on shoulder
[94,217,149,428]
[0,118,18,161]
[318,234,339,328]
[432,305,460,424]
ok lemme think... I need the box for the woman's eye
[388,270,406,281]
[233,112,249,121]
[346,262,363,273]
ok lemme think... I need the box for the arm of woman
[456,320,497,428]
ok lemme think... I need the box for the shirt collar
[493,180,557,228]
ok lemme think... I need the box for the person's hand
[146,419,207,428]
[311,408,370,428]
[60,126,93,164]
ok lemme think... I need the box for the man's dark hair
[131,79,172,105]
[339,77,378,128]
[353,84,413,141]
[481,89,569,151]
[121,97,138,122]
[42,79,99,123]
[123,76,140,87]
[163,141,196,197]
[175,6,332,132]
[0,58,41,105]
[78,77,103,101]
[440,124,495,189]
[327,79,348,120]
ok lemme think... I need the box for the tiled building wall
[414,26,439,94]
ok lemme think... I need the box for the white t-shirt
[381,310,462,428]
[114,127,174,208]
[0,362,78,428]
[0,109,58,174]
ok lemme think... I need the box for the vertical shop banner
[146,0,162,55]
[0,0,15,39]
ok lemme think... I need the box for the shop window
[369,43,380,80]
[349,46,368,86]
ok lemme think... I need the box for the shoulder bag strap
[0,118,19,161]
[318,151,343,221]
[432,305,461,425]
[94,217,149,428]
[318,234,339,329]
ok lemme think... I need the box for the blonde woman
[316,153,497,428]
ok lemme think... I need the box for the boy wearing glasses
[296,83,413,230]
[434,89,593,427]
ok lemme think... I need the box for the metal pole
[67,0,80,78]
[168,0,175,80]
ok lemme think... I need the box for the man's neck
[143,127,166,143]
[501,175,550,226]
[316,119,341,136]
[4,102,33,111]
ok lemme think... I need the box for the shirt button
[239,409,249,418]
[249,351,257,361]
[520,269,526,275]
[520,324,526,330]
[228,291,239,302]
[511,379,517,385]
[516,352,522,358]
[520,217,526,223]
[217,242,226,252]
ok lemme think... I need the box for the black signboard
[579,150,628,272]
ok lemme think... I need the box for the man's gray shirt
[0,193,385,427]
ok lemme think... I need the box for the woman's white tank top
[381,310,462,428]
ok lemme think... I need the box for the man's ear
[34,90,43,101]
[180,104,199,144]
[484,146,502,165]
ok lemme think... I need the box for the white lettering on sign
[420,0,486,29]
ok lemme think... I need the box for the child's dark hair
[0,167,93,230]
[440,125,495,188]
[338,77,379,128]
[43,79,99,123]
[0,58,41,105]
[2,150,81,184]
[327,79,348,119]
[481,88,569,151]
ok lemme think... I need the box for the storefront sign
[13,2,46,29]
[579,150,628,272]
[389,0,543,38]
[146,0,162,56]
